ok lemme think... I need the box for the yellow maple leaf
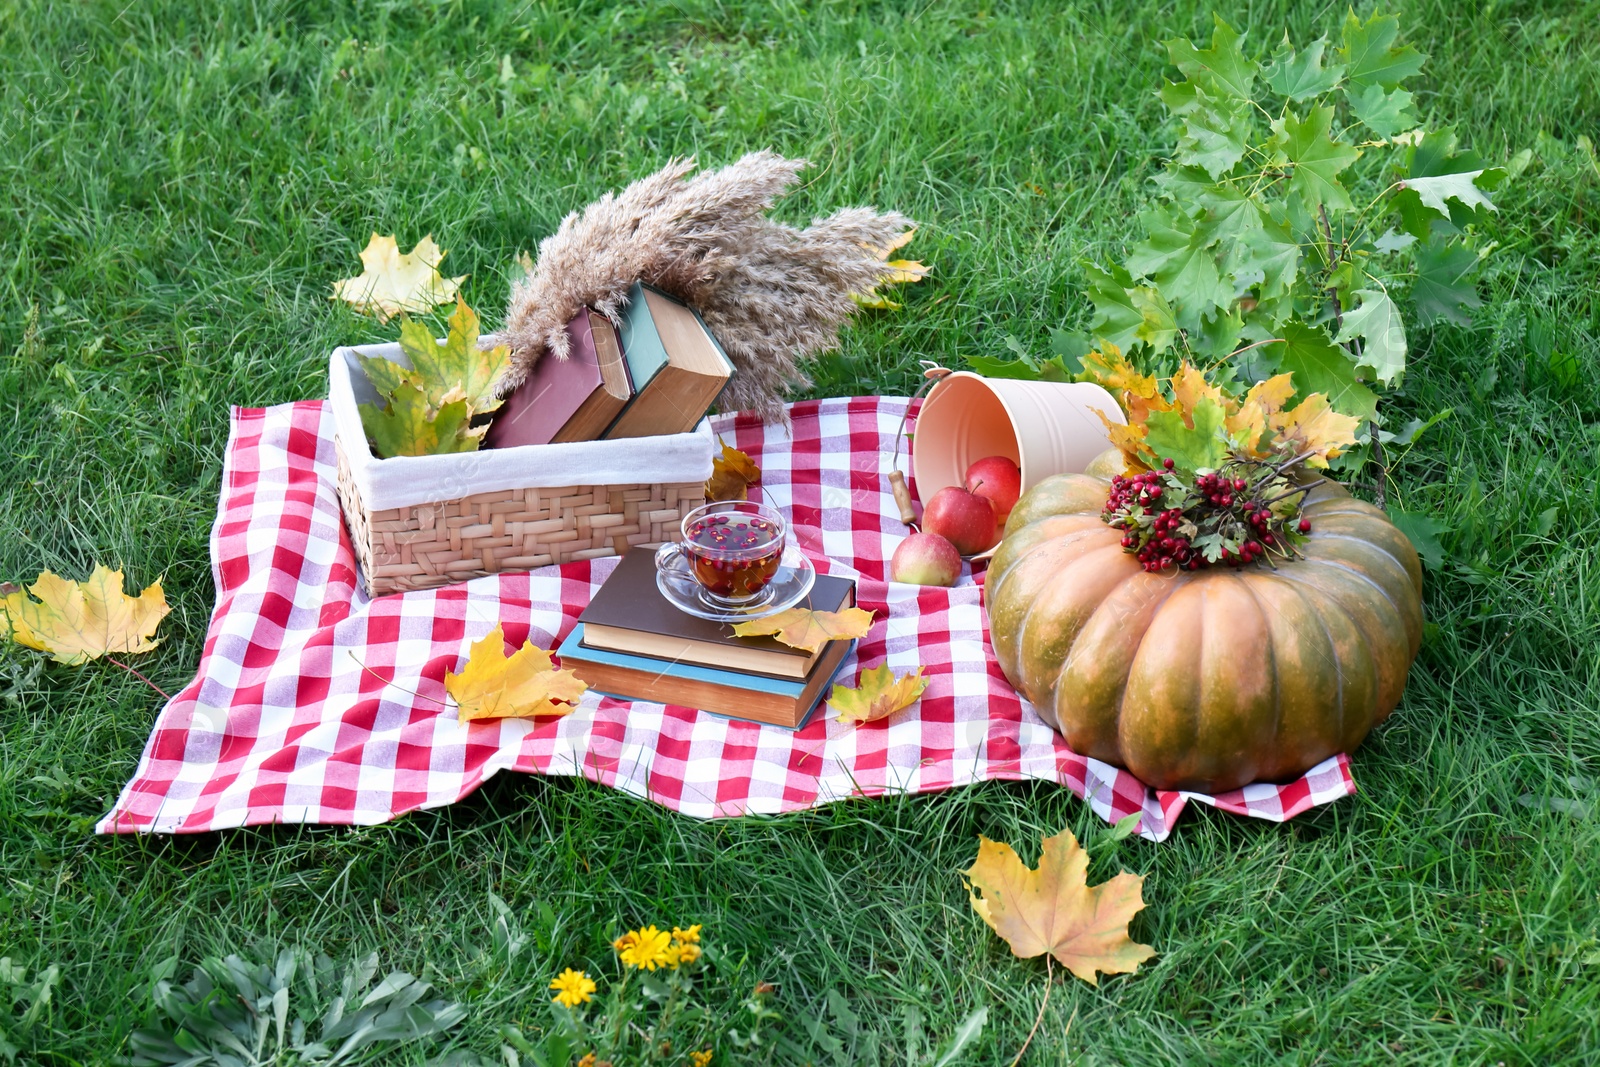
[1268,393,1361,468]
[730,606,875,653]
[1,565,169,666]
[445,623,588,722]
[963,828,1156,986]
[704,440,762,503]
[855,229,929,309]
[830,664,929,723]
[331,233,467,322]
[1225,373,1297,455]
[1079,345,1160,403]
[1169,362,1234,427]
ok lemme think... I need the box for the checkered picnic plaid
[98,396,1354,842]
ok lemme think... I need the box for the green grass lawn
[4,0,1600,1062]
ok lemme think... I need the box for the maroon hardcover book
[485,310,632,448]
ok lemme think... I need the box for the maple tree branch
[1320,204,1344,331]
[1227,337,1286,360]
[105,656,171,701]
[1008,956,1053,1067]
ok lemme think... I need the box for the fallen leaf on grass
[0,565,169,666]
[963,827,1155,985]
[704,440,761,503]
[331,233,466,322]
[730,606,874,653]
[445,624,588,722]
[830,664,928,723]
[855,228,930,310]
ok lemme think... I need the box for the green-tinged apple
[922,485,998,555]
[964,455,1021,524]
[890,531,962,586]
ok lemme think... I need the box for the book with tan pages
[577,548,856,679]
[605,281,733,439]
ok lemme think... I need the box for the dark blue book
[556,622,854,729]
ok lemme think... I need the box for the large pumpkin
[986,470,1423,793]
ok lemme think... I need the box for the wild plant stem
[105,656,171,701]
[1008,956,1053,1067]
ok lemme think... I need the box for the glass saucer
[656,543,818,622]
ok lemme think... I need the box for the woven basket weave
[335,438,701,596]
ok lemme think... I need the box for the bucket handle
[888,363,954,527]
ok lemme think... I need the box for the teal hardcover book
[557,622,853,729]
[616,279,670,392]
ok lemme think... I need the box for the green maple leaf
[361,382,484,458]
[1262,34,1345,101]
[1163,82,1253,179]
[1412,238,1481,327]
[1347,82,1417,139]
[1269,321,1379,421]
[1143,397,1231,474]
[1237,210,1301,302]
[395,300,510,415]
[1193,305,1244,360]
[1339,11,1427,91]
[1084,262,1146,354]
[1125,205,1231,329]
[1129,287,1179,353]
[1402,171,1496,217]
[1273,106,1361,212]
[1166,16,1257,101]
[1335,289,1407,386]
[1083,263,1178,356]
[1152,164,1217,201]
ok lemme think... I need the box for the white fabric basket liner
[329,342,716,512]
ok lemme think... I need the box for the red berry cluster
[1103,456,1314,573]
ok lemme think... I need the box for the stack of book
[556,549,858,729]
[486,280,733,448]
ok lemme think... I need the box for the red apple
[890,531,962,586]
[921,484,998,555]
[964,455,1022,524]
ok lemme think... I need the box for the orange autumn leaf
[730,606,875,653]
[1268,393,1361,468]
[445,623,588,722]
[1225,373,1297,455]
[830,664,929,723]
[1169,362,1234,427]
[963,828,1156,986]
[1,565,170,666]
[704,440,762,503]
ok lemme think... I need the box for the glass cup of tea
[655,500,787,610]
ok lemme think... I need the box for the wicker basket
[329,342,714,597]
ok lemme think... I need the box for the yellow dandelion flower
[671,925,702,945]
[691,1050,713,1067]
[549,968,597,1008]
[663,942,683,969]
[617,925,673,970]
[578,1054,597,1067]
[612,932,633,953]
[675,941,702,964]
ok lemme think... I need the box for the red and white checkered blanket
[99,397,1354,842]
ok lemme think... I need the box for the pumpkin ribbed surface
[986,473,1423,793]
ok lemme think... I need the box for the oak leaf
[830,664,928,724]
[331,234,466,322]
[445,623,588,722]
[730,606,874,653]
[0,565,169,666]
[963,828,1156,985]
[704,440,762,503]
